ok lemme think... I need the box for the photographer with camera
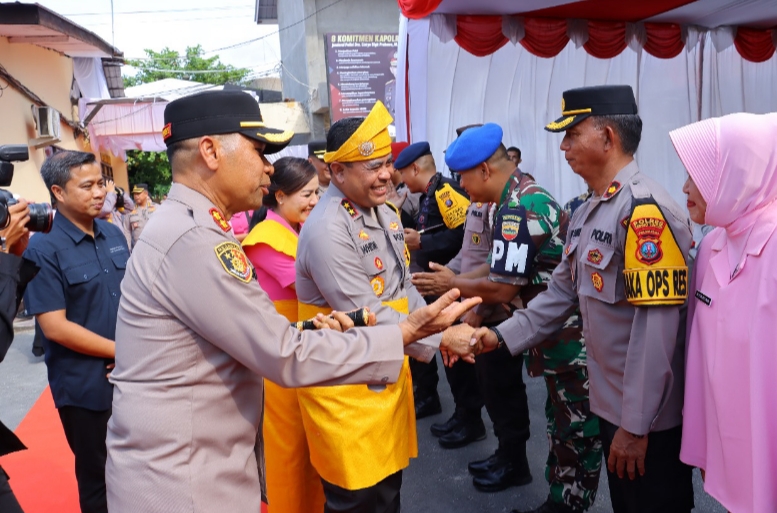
[0,198,40,513]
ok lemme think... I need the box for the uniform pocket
[578,243,619,304]
[111,252,128,270]
[64,262,101,285]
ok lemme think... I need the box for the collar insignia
[210,208,231,232]
[341,199,358,219]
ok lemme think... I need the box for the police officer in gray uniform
[471,85,695,513]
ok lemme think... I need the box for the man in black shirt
[24,151,129,513]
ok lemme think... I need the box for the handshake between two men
[305,288,497,363]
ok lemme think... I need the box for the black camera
[0,145,53,234]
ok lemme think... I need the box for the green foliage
[126,150,171,199]
[123,45,250,87]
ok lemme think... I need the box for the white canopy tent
[395,0,777,207]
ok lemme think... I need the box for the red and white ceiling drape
[395,13,777,209]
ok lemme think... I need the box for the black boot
[431,408,477,437]
[467,450,501,476]
[472,449,532,492]
[414,393,442,420]
[511,497,578,513]
[438,417,486,449]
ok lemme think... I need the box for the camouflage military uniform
[489,170,601,511]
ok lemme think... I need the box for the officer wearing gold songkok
[296,101,441,512]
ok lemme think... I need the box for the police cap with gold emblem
[545,85,638,133]
[131,183,149,194]
[162,90,294,154]
[308,140,327,159]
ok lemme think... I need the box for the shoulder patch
[341,199,359,219]
[623,201,688,306]
[435,183,470,229]
[215,241,253,283]
[210,208,231,232]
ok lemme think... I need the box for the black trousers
[0,465,24,513]
[322,470,402,513]
[409,355,439,401]
[58,406,111,513]
[598,418,694,513]
[443,358,483,416]
[474,340,530,456]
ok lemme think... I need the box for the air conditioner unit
[30,105,62,149]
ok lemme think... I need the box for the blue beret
[394,141,431,170]
[445,123,503,172]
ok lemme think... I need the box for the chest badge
[370,276,385,297]
[215,242,252,283]
[472,233,481,245]
[591,272,604,292]
[210,208,231,232]
[374,256,384,270]
[358,229,369,240]
[695,290,712,306]
[389,221,399,231]
[587,248,603,265]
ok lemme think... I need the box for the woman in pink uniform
[670,112,777,513]
[242,157,322,513]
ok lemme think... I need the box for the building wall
[277,0,399,139]
[0,37,128,203]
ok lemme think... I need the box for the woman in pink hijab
[670,112,777,513]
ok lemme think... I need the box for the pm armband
[623,202,688,306]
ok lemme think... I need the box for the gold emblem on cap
[561,97,565,112]
[359,141,375,157]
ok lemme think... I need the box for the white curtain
[406,18,702,207]
[73,57,111,99]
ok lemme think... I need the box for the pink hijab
[669,112,777,512]
[670,112,777,275]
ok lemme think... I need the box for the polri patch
[371,276,385,296]
[695,290,712,306]
[389,221,399,231]
[215,242,252,283]
[341,199,358,219]
[591,272,604,292]
[210,208,231,232]
[358,229,369,240]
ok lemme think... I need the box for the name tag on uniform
[694,290,712,306]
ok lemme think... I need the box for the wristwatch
[488,326,505,349]
[1,236,7,253]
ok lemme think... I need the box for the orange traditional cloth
[243,219,325,513]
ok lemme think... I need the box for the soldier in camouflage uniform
[418,123,601,512]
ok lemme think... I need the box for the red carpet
[0,386,79,513]
[0,387,270,513]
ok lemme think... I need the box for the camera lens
[27,202,53,233]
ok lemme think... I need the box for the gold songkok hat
[324,101,393,163]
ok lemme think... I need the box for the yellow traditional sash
[623,202,688,306]
[435,182,470,229]
[242,218,298,259]
[296,297,416,490]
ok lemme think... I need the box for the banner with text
[325,33,399,123]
